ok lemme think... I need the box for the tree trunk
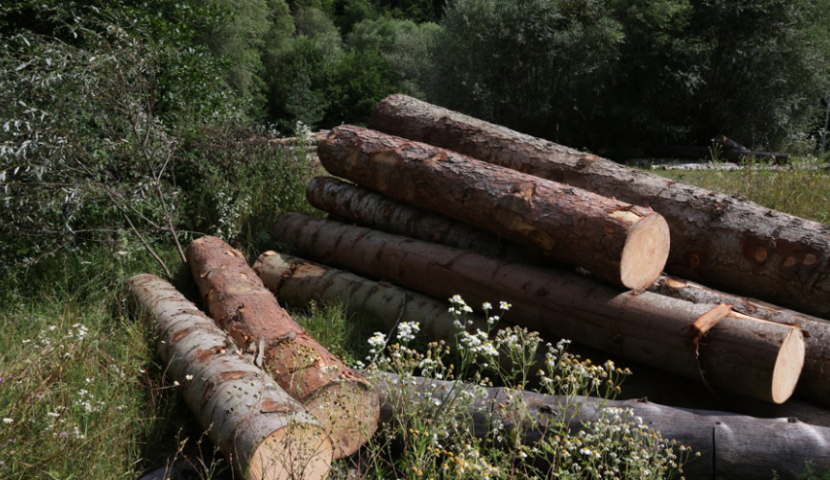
[305,178,830,407]
[373,372,830,480]
[369,94,830,318]
[317,125,670,291]
[124,274,333,480]
[306,176,537,264]
[274,214,805,404]
[185,236,379,459]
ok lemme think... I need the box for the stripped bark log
[124,274,333,480]
[274,214,805,404]
[317,125,670,290]
[369,94,830,318]
[373,372,830,480]
[185,236,379,459]
[309,181,830,406]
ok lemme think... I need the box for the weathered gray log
[374,372,830,480]
[186,236,379,459]
[307,179,830,407]
[274,214,805,404]
[369,94,830,318]
[317,125,671,290]
[124,274,333,480]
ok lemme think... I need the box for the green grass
[651,156,830,223]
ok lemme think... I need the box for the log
[185,236,379,459]
[369,94,830,318]
[317,125,671,291]
[124,274,333,480]
[274,214,805,404]
[373,372,830,480]
[305,176,536,264]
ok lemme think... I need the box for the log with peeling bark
[305,176,537,263]
[373,372,830,480]
[274,214,805,404]
[317,125,670,291]
[185,236,379,459]
[307,180,830,407]
[369,94,830,318]
[124,274,333,480]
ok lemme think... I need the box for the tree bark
[306,179,830,407]
[124,274,333,480]
[274,214,805,404]
[185,236,379,459]
[373,373,830,480]
[369,94,830,318]
[317,125,670,290]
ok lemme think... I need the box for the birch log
[317,125,670,290]
[369,94,830,318]
[124,274,333,480]
[274,214,805,404]
[307,180,830,406]
[373,373,830,480]
[186,236,379,459]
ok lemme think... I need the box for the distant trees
[429,0,830,153]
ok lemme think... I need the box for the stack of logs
[124,95,830,480]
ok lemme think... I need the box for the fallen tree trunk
[274,214,805,404]
[645,144,791,164]
[373,372,830,480]
[318,125,670,291]
[305,176,537,264]
[124,274,333,480]
[185,236,379,459]
[369,94,830,318]
[307,180,830,407]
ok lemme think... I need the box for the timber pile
[369,94,830,319]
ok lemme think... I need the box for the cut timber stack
[317,125,670,290]
[369,94,830,318]
[274,213,805,404]
[186,236,379,459]
[305,178,830,407]
[125,274,333,480]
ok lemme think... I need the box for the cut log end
[620,214,671,290]
[772,327,806,404]
[248,423,333,480]
[303,381,381,459]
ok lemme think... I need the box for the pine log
[317,125,670,290]
[124,274,333,480]
[185,236,379,459]
[305,176,536,263]
[373,372,830,480]
[369,94,830,318]
[274,213,805,404]
[305,178,830,407]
